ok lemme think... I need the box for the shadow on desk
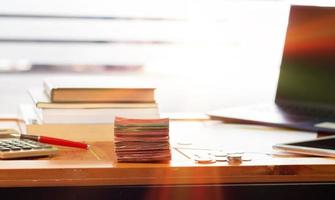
[1,184,335,200]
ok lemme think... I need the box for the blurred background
[0,0,331,114]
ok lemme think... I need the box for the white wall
[0,1,303,113]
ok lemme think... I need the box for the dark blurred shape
[276,5,335,110]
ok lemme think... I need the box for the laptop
[208,5,335,133]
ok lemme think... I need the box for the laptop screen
[276,5,335,110]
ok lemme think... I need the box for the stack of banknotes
[114,117,171,162]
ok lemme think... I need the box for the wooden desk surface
[1,120,335,188]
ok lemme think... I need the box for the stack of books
[26,77,160,124]
[19,77,160,141]
[114,117,171,162]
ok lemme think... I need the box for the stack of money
[114,117,171,162]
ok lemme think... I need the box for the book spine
[41,108,160,124]
[26,124,115,142]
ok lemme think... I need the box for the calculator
[0,137,58,159]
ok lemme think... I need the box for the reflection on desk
[1,120,335,188]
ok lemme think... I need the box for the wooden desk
[1,120,335,187]
[1,120,335,199]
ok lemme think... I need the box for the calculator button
[32,146,43,149]
[10,147,22,151]
[26,140,38,144]
[0,148,10,152]
[28,145,38,148]
[22,146,33,150]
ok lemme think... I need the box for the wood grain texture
[1,144,335,187]
[1,120,335,187]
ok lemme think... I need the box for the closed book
[27,89,160,124]
[26,123,115,142]
[29,88,158,109]
[19,104,115,142]
[36,107,160,124]
[44,77,155,103]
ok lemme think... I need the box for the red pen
[20,134,89,149]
